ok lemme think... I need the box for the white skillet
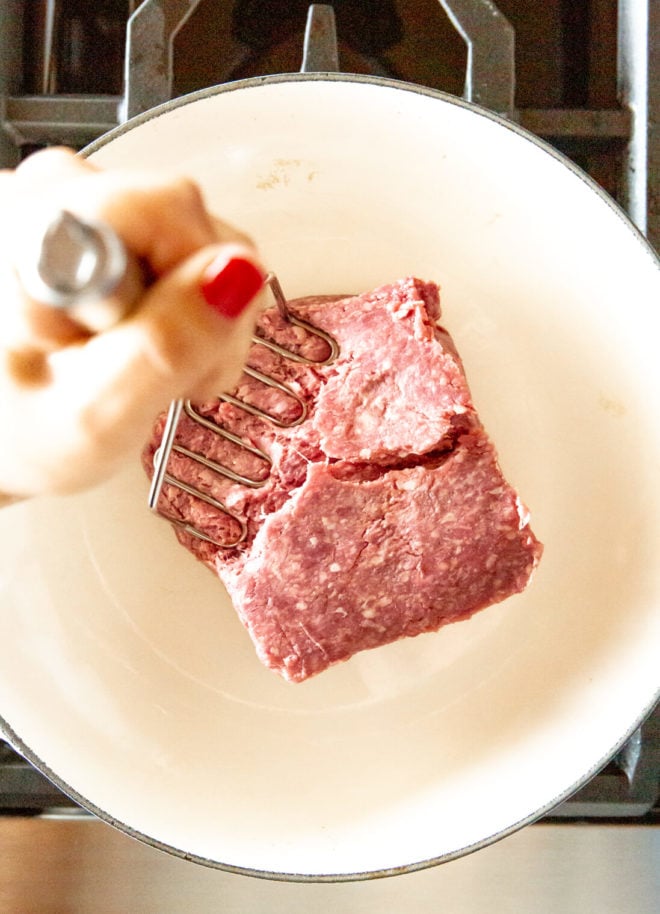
[0,74,658,880]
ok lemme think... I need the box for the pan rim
[1,691,658,882]
[85,71,658,268]
[2,71,658,882]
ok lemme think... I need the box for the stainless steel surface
[0,820,657,913]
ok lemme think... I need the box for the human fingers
[3,151,124,348]
[13,145,98,185]
[12,147,218,271]
[7,155,255,351]
[1,151,93,345]
[13,146,243,258]
[32,244,266,493]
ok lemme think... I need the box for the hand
[0,147,266,502]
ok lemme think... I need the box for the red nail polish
[201,256,265,319]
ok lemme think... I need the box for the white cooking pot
[0,74,658,880]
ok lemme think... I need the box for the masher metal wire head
[148,274,340,548]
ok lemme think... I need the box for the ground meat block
[145,277,543,683]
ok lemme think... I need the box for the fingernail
[201,256,265,319]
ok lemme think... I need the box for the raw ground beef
[144,277,543,682]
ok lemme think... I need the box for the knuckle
[169,175,206,212]
[95,173,214,268]
[16,146,89,179]
[161,177,214,237]
[142,306,210,384]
